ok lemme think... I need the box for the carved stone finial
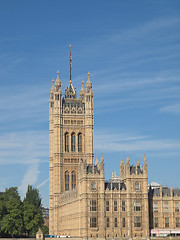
[50,79,55,93]
[136,158,140,166]
[120,155,123,164]
[57,70,60,79]
[95,157,99,165]
[55,70,61,88]
[143,153,147,162]
[80,80,85,97]
[100,153,104,162]
[126,154,130,163]
[86,72,92,89]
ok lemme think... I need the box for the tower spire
[69,44,72,81]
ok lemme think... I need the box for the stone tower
[49,69,94,234]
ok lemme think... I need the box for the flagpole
[69,44,72,81]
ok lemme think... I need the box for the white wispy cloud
[0,84,48,124]
[94,132,180,153]
[110,17,180,43]
[160,103,180,115]
[0,130,48,165]
[19,161,40,198]
[94,75,179,95]
[36,178,49,189]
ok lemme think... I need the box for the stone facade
[149,185,180,236]
[49,70,180,238]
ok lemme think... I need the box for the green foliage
[23,185,44,237]
[0,187,23,237]
[41,225,49,235]
[0,185,46,238]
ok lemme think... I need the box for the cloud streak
[36,178,49,189]
[160,103,180,115]
[19,161,40,198]
[0,130,48,165]
[95,132,180,153]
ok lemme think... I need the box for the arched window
[65,133,69,152]
[71,171,76,189]
[65,171,69,191]
[78,133,82,152]
[71,133,76,152]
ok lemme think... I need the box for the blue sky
[0,0,180,207]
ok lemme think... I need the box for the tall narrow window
[114,200,117,211]
[90,200,97,211]
[65,171,69,191]
[65,133,69,152]
[90,217,97,228]
[71,133,75,152]
[175,202,179,212]
[154,218,159,228]
[176,218,180,228]
[165,217,169,227]
[106,217,110,227]
[134,217,141,227]
[135,182,140,191]
[134,201,141,211]
[114,217,118,227]
[78,133,82,152]
[123,218,126,227]
[106,200,109,211]
[164,202,169,212]
[122,201,125,211]
[154,202,158,212]
[71,171,76,189]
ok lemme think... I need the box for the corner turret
[55,70,61,91]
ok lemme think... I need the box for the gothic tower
[49,67,94,234]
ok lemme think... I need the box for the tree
[0,187,23,237]
[41,225,49,235]
[0,193,6,237]
[23,185,44,237]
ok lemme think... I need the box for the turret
[95,157,99,165]
[120,156,124,180]
[136,158,140,175]
[85,72,93,104]
[86,72,92,91]
[49,79,55,104]
[143,154,147,175]
[55,70,62,93]
[170,185,173,197]
[100,153,104,177]
[126,154,130,175]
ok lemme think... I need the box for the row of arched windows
[65,170,76,191]
[65,133,82,152]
